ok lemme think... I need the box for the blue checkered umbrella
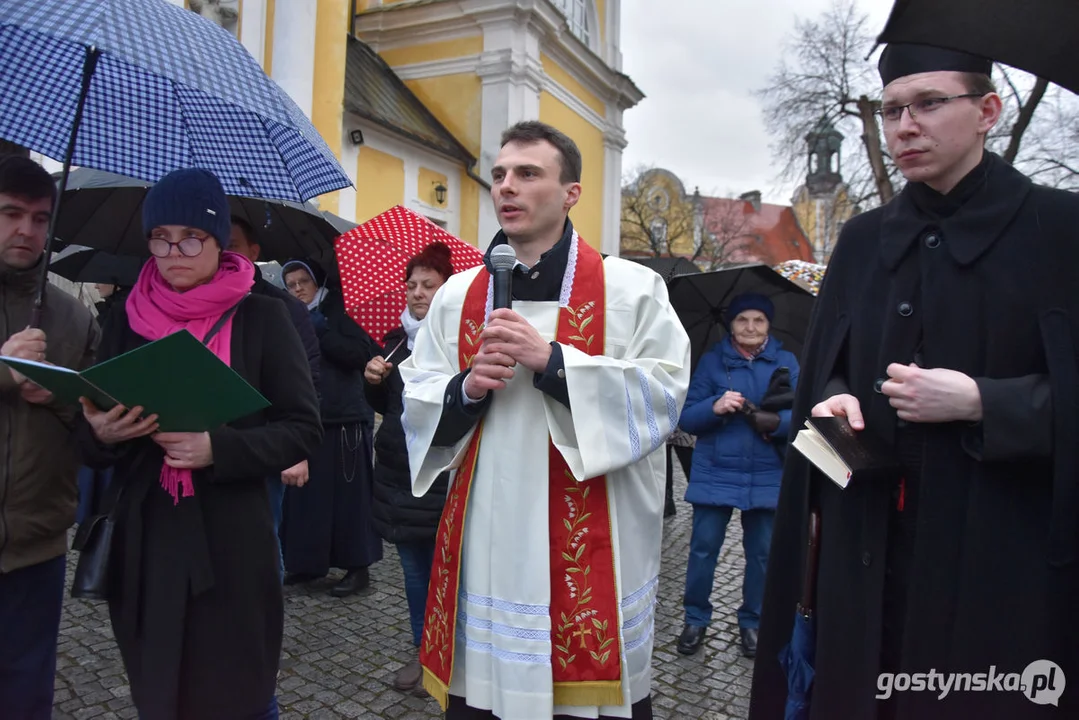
[0,0,352,322]
[0,0,350,202]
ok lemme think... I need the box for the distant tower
[805,117,844,198]
[791,117,852,263]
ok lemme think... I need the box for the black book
[791,416,899,489]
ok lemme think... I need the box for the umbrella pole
[31,45,101,328]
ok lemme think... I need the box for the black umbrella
[629,256,701,283]
[52,168,350,266]
[667,263,816,374]
[876,0,1079,95]
[49,245,144,286]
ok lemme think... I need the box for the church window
[650,218,668,247]
[550,0,593,47]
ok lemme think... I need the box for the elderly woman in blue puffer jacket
[673,292,800,660]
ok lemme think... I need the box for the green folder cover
[1,330,270,432]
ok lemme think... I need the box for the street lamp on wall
[433,182,447,205]
[350,129,364,146]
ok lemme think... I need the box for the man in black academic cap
[749,44,1079,719]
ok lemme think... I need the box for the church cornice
[354,0,643,112]
[392,51,613,134]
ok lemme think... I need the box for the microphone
[490,244,517,310]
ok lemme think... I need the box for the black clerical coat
[749,153,1079,720]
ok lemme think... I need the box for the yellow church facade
[174,0,641,255]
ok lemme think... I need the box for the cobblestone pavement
[54,465,754,720]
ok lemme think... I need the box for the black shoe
[676,624,706,655]
[283,572,322,586]
[393,657,423,692]
[740,627,758,658]
[330,567,370,597]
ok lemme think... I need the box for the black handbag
[70,484,121,600]
[69,296,249,600]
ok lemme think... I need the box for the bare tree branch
[758,0,1076,208]
[620,166,700,259]
[756,0,895,207]
[1003,76,1050,164]
[621,167,767,271]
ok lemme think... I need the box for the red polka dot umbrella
[334,205,485,344]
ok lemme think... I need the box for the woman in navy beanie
[673,291,800,659]
[77,168,323,720]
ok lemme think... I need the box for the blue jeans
[0,555,66,719]
[266,476,285,579]
[683,505,775,629]
[397,539,436,647]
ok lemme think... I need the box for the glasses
[877,94,985,124]
[285,276,314,291]
[148,231,211,258]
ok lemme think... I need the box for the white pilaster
[474,14,545,248]
[270,1,317,118]
[239,0,267,67]
[602,120,626,257]
[403,155,420,218]
[608,0,623,71]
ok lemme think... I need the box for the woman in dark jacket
[674,293,800,661]
[279,258,383,596]
[77,169,323,720]
[363,242,453,692]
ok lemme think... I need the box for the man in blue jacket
[675,293,799,659]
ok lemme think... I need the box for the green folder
[0,330,270,432]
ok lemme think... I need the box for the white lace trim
[484,274,494,324]
[483,232,580,321]
[559,231,580,308]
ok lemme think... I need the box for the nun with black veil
[278,258,384,596]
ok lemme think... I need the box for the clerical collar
[483,219,574,302]
[908,152,992,221]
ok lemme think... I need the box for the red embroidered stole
[420,239,624,710]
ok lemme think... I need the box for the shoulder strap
[202,293,250,345]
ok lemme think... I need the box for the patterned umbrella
[0,0,350,202]
[335,206,485,343]
[773,260,827,296]
[1,0,353,324]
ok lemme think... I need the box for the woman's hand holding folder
[80,398,159,444]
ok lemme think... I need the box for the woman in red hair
[364,242,454,693]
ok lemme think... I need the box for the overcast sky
[620,0,893,205]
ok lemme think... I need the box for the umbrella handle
[32,46,101,328]
[799,507,822,616]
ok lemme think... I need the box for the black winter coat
[252,266,319,392]
[78,294,322,720]
[366,327,449,544]
[313,288,377,426]
[750,153,1079,720]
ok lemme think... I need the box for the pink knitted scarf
[125,251,255,503]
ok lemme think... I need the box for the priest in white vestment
[399,121,691,720]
